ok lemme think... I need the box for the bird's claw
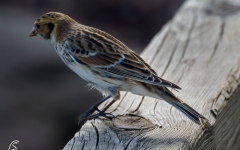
[78,111,115,124]
[88,111,115,120]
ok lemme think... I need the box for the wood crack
[209,20,225,61]
[210,92,221,118]
[91,122,99,150]
[70,138,75,150]
[149,28,171,66]
[173,8,198,84]
[180,9,197,61]
[125,97,135,112]
[123,131,145,150]
[123,137,136,150]
[161,39,179,77]
[131,96,144,114]
[110,92,128,113]
[81,139,85,150]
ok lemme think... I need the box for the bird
[30,12,210,129]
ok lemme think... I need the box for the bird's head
[30,12,75,41]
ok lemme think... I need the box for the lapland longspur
[30,12,210,128]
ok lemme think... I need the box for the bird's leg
[87,99,117,120]
[78,95,111,123]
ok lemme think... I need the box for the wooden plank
[63,0,240,149]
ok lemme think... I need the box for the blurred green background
[0,0,184,149]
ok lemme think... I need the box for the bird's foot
[88,111,115,120]
[78,107,115,124]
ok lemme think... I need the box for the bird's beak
[29,28,37,37]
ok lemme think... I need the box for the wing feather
[63,27,181,89]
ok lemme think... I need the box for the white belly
[68,64,101,84]
[68,64,127,96]
[53,42,130,96]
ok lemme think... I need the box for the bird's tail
[155,86,211,129]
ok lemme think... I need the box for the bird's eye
[48,23,54,30]
[36,24,40,29]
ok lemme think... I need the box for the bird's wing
[63,27,181,89]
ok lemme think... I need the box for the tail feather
[171,102,210,128]
[155,87,211,129]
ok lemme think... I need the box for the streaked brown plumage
[30,12,210,128]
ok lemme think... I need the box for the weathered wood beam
[64,0,240,149]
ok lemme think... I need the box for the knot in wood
[105,115,156,130]
[205,1,240,17]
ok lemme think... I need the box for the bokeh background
[0,0,184,149]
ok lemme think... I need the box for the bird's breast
[53,43,130,93]
[68,64,125,88]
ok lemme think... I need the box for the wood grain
[63,0,240,149]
